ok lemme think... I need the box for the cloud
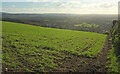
[2,2,118,14]
[100,3,117,8]
[2,0,119,3]
[56,2,82,8]
[25,0,61,2]
[26,0,47,2]
[12,5,15,8]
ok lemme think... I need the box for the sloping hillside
[106,21,120,72]
[2,21,107,72]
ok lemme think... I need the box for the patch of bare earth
[52,36,112,72]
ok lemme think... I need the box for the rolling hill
[2,21,107,72]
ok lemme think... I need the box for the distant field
[74,23,99,28]
[2,21,107,72]
[2,13,117,34]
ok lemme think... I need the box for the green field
[74,22,99,28]
[2,21,107,72]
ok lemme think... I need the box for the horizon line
[1,12,118,15]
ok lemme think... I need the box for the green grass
[106,34,120,73]
[74,23,99,28]
[106,46,119,73]
[2,21,106,72]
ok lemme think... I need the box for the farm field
[74,23,99,28]
[2,21,107,72]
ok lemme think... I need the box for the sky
[1,0,119,14]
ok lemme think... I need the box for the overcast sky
[1,0,119,14]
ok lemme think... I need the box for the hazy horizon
[2,1,118,14]
[1,11,118,15]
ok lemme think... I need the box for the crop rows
[2,21,106,72]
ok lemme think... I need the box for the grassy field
[2,21,107,72]
[74,22,99,28]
